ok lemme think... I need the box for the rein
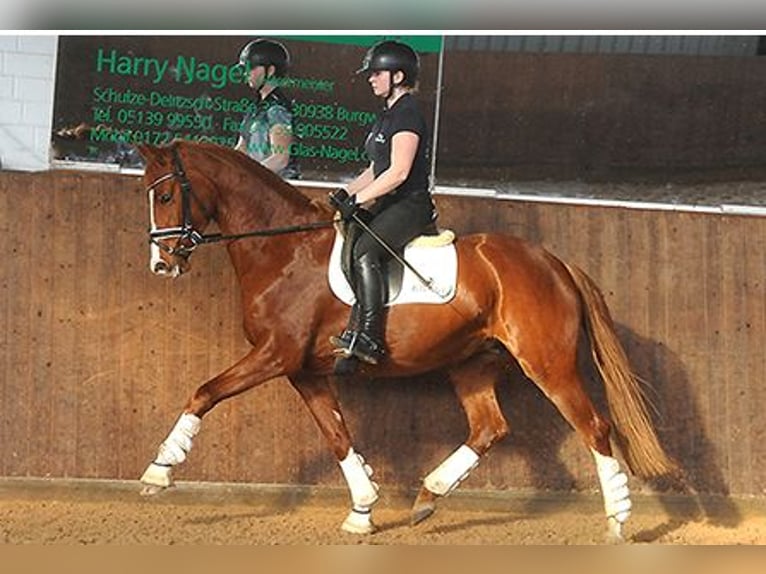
[147,145,334,256]
[197,220,336,245]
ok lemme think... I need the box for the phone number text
[111,108,215,131]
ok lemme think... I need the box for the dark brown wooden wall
[1,170,764,497]
[437,51,766,182]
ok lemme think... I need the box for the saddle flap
[327,231,458,307]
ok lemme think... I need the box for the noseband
[146,145,334,258]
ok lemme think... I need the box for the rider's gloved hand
[328,188,360,222]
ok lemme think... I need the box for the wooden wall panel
[0,170,764,498]
[438,52,766,182]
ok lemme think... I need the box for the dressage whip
[349,212,452,299]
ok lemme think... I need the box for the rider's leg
[347,252,387,364]
[333,194,435,364]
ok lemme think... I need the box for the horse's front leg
[139,348,283,495]
[411,352,509,525]
[290,375,379,535]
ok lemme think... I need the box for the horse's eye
[158,192,173,205]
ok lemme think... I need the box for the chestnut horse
[137,140,676,542]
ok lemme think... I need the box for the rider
[235,38,301,180]
[329,40,436,365]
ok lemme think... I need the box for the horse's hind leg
[529,359,632,543]
[411,351,510,525]
[290,375,379,535]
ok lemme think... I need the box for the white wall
[0,34,57,171]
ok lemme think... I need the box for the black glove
[328,188,359,222]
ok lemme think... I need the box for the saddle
[327,227,458,306]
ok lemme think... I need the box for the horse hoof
[341,520,377,535]
[605,517,626,544]
[140,484,167,496]
[410,504,435,525]
[605,531,626,544]
[341,510,377,535]
[410,487,438,525]
[140,462,173,491]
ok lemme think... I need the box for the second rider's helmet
[238,38,290,77]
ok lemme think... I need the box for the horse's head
[137,142,216,277]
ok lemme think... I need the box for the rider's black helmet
[238,38,290,77]
[356,40,419,86]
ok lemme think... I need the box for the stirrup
[330,330,356,355]
[348,332,386,365]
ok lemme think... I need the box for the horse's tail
[564,261,678,479]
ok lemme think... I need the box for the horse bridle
[147,146,208,258]
[146,145,334,258]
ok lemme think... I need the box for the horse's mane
[175,139,322,212]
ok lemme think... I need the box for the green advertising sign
[282,35,444,53]
[52,35,443,181]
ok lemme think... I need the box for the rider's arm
[354,131,419,204]
[260,123,293,173]
[347,165,375,195]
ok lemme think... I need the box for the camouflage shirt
[239,89,301,179]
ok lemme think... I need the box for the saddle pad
[327,233,458,306]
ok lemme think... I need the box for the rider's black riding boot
[331,221,364,354]
[331,254,387,364]
[330,302,361,352]
[347,254,387,364]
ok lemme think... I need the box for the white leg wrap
[424,444,480,496]
[592,449,632,524]
[140,413,201,489]
[338,448,379,509]
[155,413,201,466]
